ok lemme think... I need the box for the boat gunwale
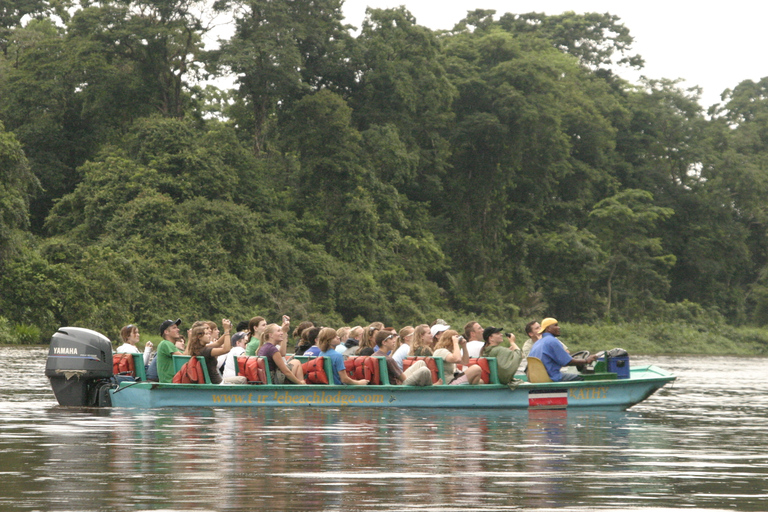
[112,364,676,393]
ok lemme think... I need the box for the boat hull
[109,365,675,410]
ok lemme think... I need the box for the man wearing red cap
[528,318,597,381]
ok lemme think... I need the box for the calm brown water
[1,347,767,511]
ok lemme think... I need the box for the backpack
[172,357,206,384]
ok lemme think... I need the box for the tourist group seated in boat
[115,316,583,386]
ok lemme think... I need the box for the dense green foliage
[2,3,768,349]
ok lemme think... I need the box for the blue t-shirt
[319,349,346,385]
[303,346,321,358]
[528,333,572,382]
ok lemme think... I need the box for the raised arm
[142,341,153,366]
[443,335,464,364]
[210,319,232,357]
[458,336,470,365]
[279,315,290,356]
[508,333,520,351]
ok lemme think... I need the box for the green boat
[46,327,675,410]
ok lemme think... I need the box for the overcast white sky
[341,0,768,109]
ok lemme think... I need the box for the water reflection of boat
[46,327,675,410]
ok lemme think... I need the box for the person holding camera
[480,327,523,385]
[186,319,233,385]
[432,330,483,385]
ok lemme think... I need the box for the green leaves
[589,189,675,318]
[4,0,768,335]
[0,121,37,258]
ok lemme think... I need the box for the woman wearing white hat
[430,322,450,349]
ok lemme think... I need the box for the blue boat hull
[109,365,675,410]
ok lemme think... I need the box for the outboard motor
[45,327,114,406]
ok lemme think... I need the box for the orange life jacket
[403,356,440,383]
[113,353,136,376]
[345,356,381,384]
[237,356,269,384]
[301,357,329,385]
[172,357,205,384]
[469,357,492,384]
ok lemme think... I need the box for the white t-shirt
[220,346,246,378]
[466,340,485,358]
[392,344,411,371]
[116,343,139,354]
[116,343,152,366]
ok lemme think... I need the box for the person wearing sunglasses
[376,330,436,385]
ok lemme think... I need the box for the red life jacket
[301,357,329,385]
[469,357,492,384]
[237,356,269,384]
[113,353,136,376]
[403,356,440,383]
[345,356,380,384]
[172,357,205,384]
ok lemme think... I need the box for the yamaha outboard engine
[45,327,114,406]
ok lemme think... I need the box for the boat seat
[172,355,212,384]
[132,353,148,381]
[113,353,135,376]
[526,357,552,383]
[468,357,500,384]
[301,356,330,384]
[345,356,385,385]
[293,355,335,384]
[236,356,271,384]
[112,353,148,381]
[403,356,444,383]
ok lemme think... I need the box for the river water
[1,347,766,511]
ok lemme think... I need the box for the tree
[0,19,87,228]
[589,189,675,318]
[0,0,70,57]
[702,77,768,321]
[438,22,621,317]
[495,10,644,69]
[351,7,456,202]
[0,0,210,229]
[0,121,37,258]
[217,0,354,153]
[525,225,604,321]
[67,0,210,119]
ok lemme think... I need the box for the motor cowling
[45,327,114,406]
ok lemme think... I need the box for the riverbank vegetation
[2,2,768,354]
